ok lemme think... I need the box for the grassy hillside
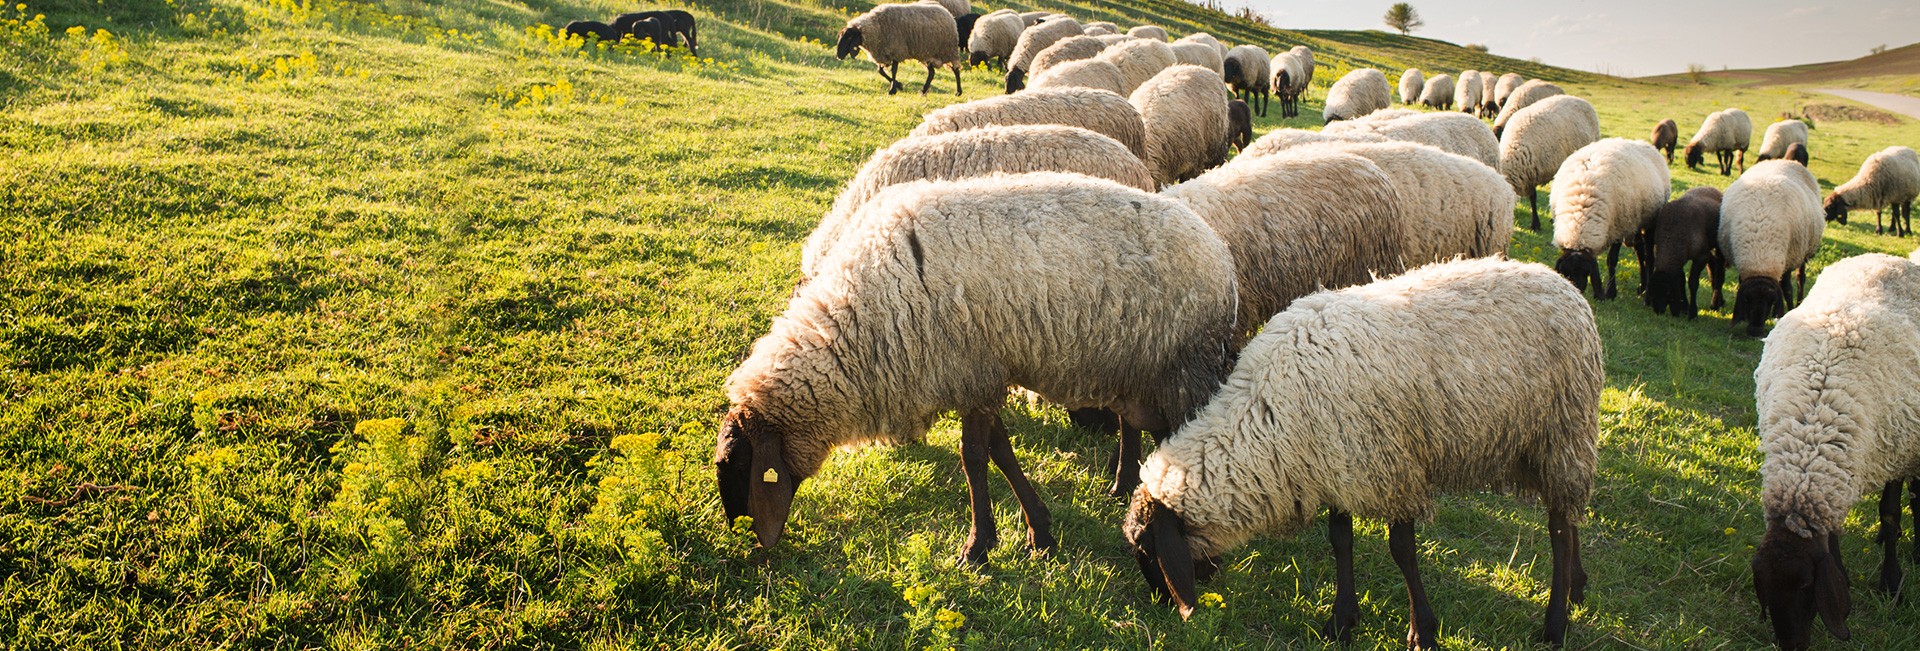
[1644,41,1920,96]
[5,0,1920,648]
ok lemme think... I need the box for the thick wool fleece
[1131,65,1232,186]
[1326,110,1501,168]
[1494,73,1525,107]
[1399,68,1425,104]
[1833,146,1920,212]
[1176,32,1227,59]
[1757,253,1920,538]
[1756,120,1810,161]
[1492,80,1565,135]
[1029,35,1107,76]
[1288,46,1314,87]
[1297,141,1516,264]
[1720,160,1825,282]
[967,11,1023,63]
[911,86,1148,160]
[729,172,1238,478]
[1268,51,1305,95]
[1223,45,1271,94]
[1030,58,1129,95]
[1324,68,1391,121]
[921,0,968,17]
[1098,37,1178,95]
[1129,25,1168,41]
[1551,138,1672,254]
[846,4,962,68]
[1168,41,1224,75]
[1006,17,1083,72]
[1240,128,1386,158]
[1137,257,1602,558]
[1418,73,1454,108]
[1498,95,1602,197]
[1690,108,1752,155]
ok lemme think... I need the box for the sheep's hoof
[1028,530,1057,556]
[959,539,995,567]
[1319,618,1355,644]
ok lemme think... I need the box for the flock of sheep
[704,3,1920,649]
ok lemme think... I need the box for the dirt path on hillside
[1815,88,1920,120]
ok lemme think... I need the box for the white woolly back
[1722,109,1752,149]
[1479,72,1497,106]
[1223,45,1270,92]
[1455,71,1482,109]
[967,12,1025,61]
[1325,68,1391,121]
[1169,41,1224,75]
[1176,32,1227,58]
[1418,73,1454,106]
[1493,73,1525,105]
[911,87,1149,160]
[1756,120,1809,159]
[1240,128,1387,158]
[847,3,961,67]
[1006,17,1083,71]
[1835,146,1920,210]
[1030,58,1129,95]
[1327,111,1501,168]
[1295,140,1516,263]
[1029,35,1107,76]
[1492,79,1564,133]
[1719,160,1824,280]
[1130,65,1231,186]
[1498,95,1601,195]
[1288,46,1314,88]
[1550,138,1672,254]
[1098,37,1178,95]
[1128,25,1168,41]
[1399,68,1424,104]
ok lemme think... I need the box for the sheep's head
[834,26,863,60]
[1786,143,1809,166]
[1684,142,1706,169]
[1731,276,1785,337]
[1003,67,1026,93]
[1823,194,1849,224]
[1122,490,1219,620]
[1221,57,1242,86]
[715,406,805,549]
[1645,269,1688,317]
[1227,100,1253,152]
[1752,527,1850,651]
[969,50,990,67]
[1553,249,1604,298]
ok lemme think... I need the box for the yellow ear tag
[762,468,780,483]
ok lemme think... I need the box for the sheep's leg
[1319,510,1360,643]
[984,410,1055,554]
[1107,421,1142,497]
[1877,208,1886,235]
[919,63,936,95]
[1737,148,1746,172]
[1389,521,1439,650]
[1878,481,1904,596]
[1685,259,1705,319]
[1796,265,1808,303]
[1602,242,1621,299]
[1528,188,1541,232]
[1908,480,1920,565]
[957,408,999,565]
[879,63,901,94]
[1542,507,1580,647]
[1708,251,1727,311]
[951,64,963,96]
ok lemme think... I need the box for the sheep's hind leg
[1542,508,1580,647]
[984,410,1055,554]
[878,63,901,94]
[1602,242,1622,299]
[957,408,1000,565]
[1707,251,1727,311]
[919,63,936,95]
[951,64,963,96]
[1878,481,1905,597]
[1528,188,1541,232]
[1108,421,1142,497]
[1389,521,1440,650]
[1319,510,1360,643]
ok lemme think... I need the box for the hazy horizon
[1239,0,1920,77]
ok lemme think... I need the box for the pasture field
[5,0,1920,648]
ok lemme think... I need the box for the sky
[1238,0,1920,77]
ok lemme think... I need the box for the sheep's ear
[716,409,800,549]
[1816,533,1852,640]
[1149,501,1200,620]
[715,419,753,523]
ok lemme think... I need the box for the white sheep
[1755,119,1810,164]
[1129,25,1168,41]
[1270,46,1314,118]
[1324,68,1392,123]
[1017,10,1048,27]
[1456,70,1483,114]
[1082,21,1121,36]
[720,173,1239,565]
[966,10,1024,68]
[1491,79,1564,137]
[1003,16,1083,91]
[1123,256,1600,649]
[1825,146,1920,237]
[836,3,964,95]
[1478,71,1498,117]
[1493,72,1524,108]
[1132,65,1233,186]
[1028,34,1107,77]
[1499,94,1602,231]
[1239,127,1388,158]
[911,86,1149,161]
[1222,45,1271,117]
[1418,73,1454,110]
[1029,57,1129,95]
[1175,32,1228,59]
[1399,67,1425,105]
[1549,138,1672,299]
[1092,33,1133,46]
[1685,108,1752,176]
[1752,252,1920,650]
[800,125,1157,277]
[1292,140,1516,264]
[1160,147,1407,334]
[920,0,968,17]
[1720,160,1826,336]
[1325,108,1501,168]
[1098,36,1178,96]
[1168,41,1224,75]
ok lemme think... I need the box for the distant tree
[1464,43,1488,53]
[1686,63,1708,84]
[1383,3,1423,35]
[1871,44,1889,55]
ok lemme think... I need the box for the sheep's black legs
[1108,421,1143,497]
[1878,481,1905,596]
[958,408,999,565]
[1796,265,1809,303]
[1321,510,1360,643]
[1543,508,1580,647]
[1685,259,1705,319]
[1528,188,1541,232]
[919,63,936,95]
[1389,521,1439,650]
[984,410,1055,554]
[1708,251,1727,311]
[951,65,963,96]
[1909,480,1920,565]
[880,63,902,94]
[1602,242,1622,299]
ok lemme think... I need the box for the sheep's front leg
[881,62,902,95]
[958,408,999,565]
[1707,251,1727,311]
[1601,242,1621,299]
[1878,481,1904,597]
[1684,259,1705,319]
[1542,508,1581,647]
[1528,188,1541,232]
[950,64,963,96]
[984,410,1056,553]
[1320,510,1359,643]
[1390,521,1439,650]
[1109,422,1142,497]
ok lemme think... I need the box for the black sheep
[954,13,978,50]
[1651,119,1677,164]
[624,17,669,50]
[614,9,698,55]
[564,20,624,44]
[1644,186,1726,319]
[1227,99,1253,151]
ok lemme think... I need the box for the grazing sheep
[800,125,1158,277]
[1092,33,1134,46]
[1003,16,1083,91]
[719,173,1239,564]
[1324,68,1392,123]
[1492,79,1565,137]
[1030,58,1130,96]
[1240,128,1388,158]
[1129,25,1169,41]
[1500,95,1603,231]
[1684,108,1752,176]
[1222,45,1272,117]
[1650,119,1678,164]
[1721,160,1826,336]
[1132,65,1234,186]
[1494,72,1525,108]
[1029,35,1107,77]
[1124,256,1600,649]
[1549,138,1673,299]
[1168,41,1225,75]
[1456,71,1483,114]
[1756,120,1810,164]
[1098,37,1178,96]
[1160,148,1406,334]
[1752,253,1920,651]
[622,17,670,50]
[1227,99,1253,152]
[911,86,1149,161]
[1826,146,1920,237]
[966,10,1024,67]
[1082,21,1121,36]
[1294,141,1516,264]
[837,3,965,95]
[920,0,968,17]
[1418,73,1455,110]
[1324,110,1501,168]
[1017,10,1048,27]
[1479,71,1499,117]
[1271,46,1314,118]
[1176,32,1228,59]
[613,10,698,53]
[564,20,625,43]
[1399,68,1425,105]
[1645,187,1726,318]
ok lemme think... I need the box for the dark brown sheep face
[1785,143,1809,166]
[1227,100,1253,151]
[1752,528,1851,651]
[1824,195,1849,224]
[834,27,863,60]
[1553,249,1603,297]
[1731,276,1785,337]
[1123,495,1219,620]
[1003,67,1026,93]
[715,407,803,549]
[1645,269,1688,317]
[1684,142,1706,169]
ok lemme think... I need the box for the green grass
[7,0,1920,648]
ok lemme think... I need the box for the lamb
[1324,68,1392,122]
[1492,79,1564,137]
[719,173,1239,565]
[1097,37,1178,96]
[1752,252,1920,650]
[1168,41,1224,75]
[1455,70,1483,115]
[1222,45,1271,117]
[1028,35,1107,77]
[1082,21,1121,36]
[1324,110,1501,168]
[563,20,624,43]
[1029,58,1129,96]
[1175,32,1228,59]
[621,17,670,50]
[1684,108,1753,176]
[800,125,1158,278]
[1479,70,1499,117]
[1003,16,1083,92]
[920,0,968,17]
[1756,119,1810,163]
[1292,140,1516,264]
[1132,65,1234,186]
[1129,25,1168,41]
[1399,68,1425,105]
[1549,138,1673,299]
[1418,73,1455,110]
[1124,256,1600,649]
[836,3,964,95]
[1824,146,1920,237]
[911,86,1149,161]
[1227,99,1253,152]
[1644,187,1726,318]
[612,10,698,53]
[1720,160,1826,336]
[1650,119,1678,164]
[1160,147,1406,334]
[1499,94,1603,231]
[1239,128,1388,158]
[966,10,1024,67]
